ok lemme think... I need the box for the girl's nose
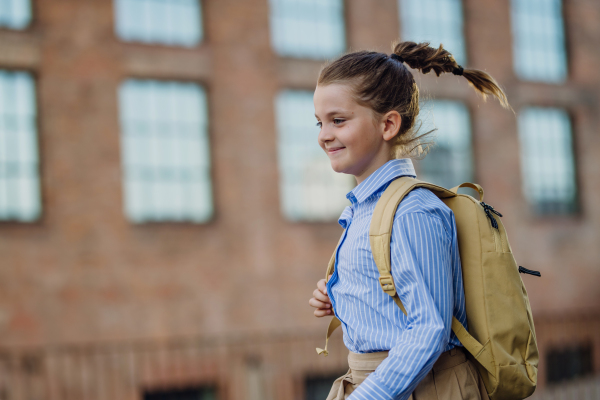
[318,126,334,145]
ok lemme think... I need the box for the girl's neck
[354,154,393,185]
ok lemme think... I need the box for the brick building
[0,0,598,399]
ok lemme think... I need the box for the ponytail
[392,41,510,109]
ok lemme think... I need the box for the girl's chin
[328,161,351,174]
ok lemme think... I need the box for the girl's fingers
[314,308,333,317]
[312,276,335,317]
[317,279,328,294]
[312,288,331,303]
[309,297,331,309]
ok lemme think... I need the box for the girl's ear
[382,110,402,142]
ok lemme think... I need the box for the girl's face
[314,83,400,184]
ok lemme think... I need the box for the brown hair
[318,41,510,157]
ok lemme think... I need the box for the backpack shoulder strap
[369,177,496,377]
[369,176,456,314]
[316,233,345,356]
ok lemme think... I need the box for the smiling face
[314,83,400,184]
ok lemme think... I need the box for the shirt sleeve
[348,211,455,400]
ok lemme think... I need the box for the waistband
[348,346,467,373]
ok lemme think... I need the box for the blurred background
[0,0,598,399]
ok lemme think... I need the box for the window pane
[0,70,41,222]
[518,107,577,215]
[269,0,346,59]
[305,373,346,400]
[511,0,567,83]
[416,100,473,189]
[398,0,467,64]
[0,0,31,29]
[547,344,593,384]
[143,386,217,400]
[118,79,212,223]
[275,90,353,222]
[114,0,203,47]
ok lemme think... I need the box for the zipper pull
[486,203,503,217]
[481,202,501,230]
[519,266,541,277]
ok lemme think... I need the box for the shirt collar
[346,159,417,204]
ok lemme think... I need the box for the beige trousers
[326,347,490,400]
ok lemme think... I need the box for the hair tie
[452,66,464,76]
[390,54,404,63]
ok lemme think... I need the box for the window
[114,0,202,47]
[275,90,353,222]
[416,100,473,189]
[305,374,345,400]
[144,386,217,400]
[547,344,594,384]
[518,107,577,215]
[0,0,31,29]
[0,70,41,222]
[268,0,346,59]
[398,0,467,64]
[118,79,212,223]
[511,0,567,83]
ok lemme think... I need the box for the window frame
[510,0,569,83]
[274,88,354,223]
[517,105,579,217]
[415,99,476,191]
[397,0,468,65]
[0,0,33,31]
[0,68,42,223]
[113,0,204,48]
[268,0,347,60]
[117,77,214,224]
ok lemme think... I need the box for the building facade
[0,0,598,399]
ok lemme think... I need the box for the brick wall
[0,0,598,397]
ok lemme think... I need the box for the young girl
[308,41,509,400]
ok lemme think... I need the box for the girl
[308,41,508,400]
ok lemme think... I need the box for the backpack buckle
[379,276,395,292]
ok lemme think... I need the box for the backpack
[317,177,539,400]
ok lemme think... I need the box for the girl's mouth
[327,147,345,155]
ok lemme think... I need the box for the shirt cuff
[348,373,396,400]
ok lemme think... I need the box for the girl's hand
[309,278,333,317]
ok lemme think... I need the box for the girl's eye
[316,121,322,128]
[333,118,344,125]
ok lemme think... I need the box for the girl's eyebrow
[315,109,349,119]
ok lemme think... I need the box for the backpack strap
[316,242,342,356]
[450,182,485,202]
[370,177,496,378]
[369,176,456,314]
[316,316,341,356]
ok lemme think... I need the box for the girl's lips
[327,147,345,154]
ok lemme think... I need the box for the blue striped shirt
[326,159,467,400]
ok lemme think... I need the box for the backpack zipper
[481,202,504,252]
[519,266,541,277]
[481,202,502,229]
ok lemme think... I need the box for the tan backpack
[317,177,539,400]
